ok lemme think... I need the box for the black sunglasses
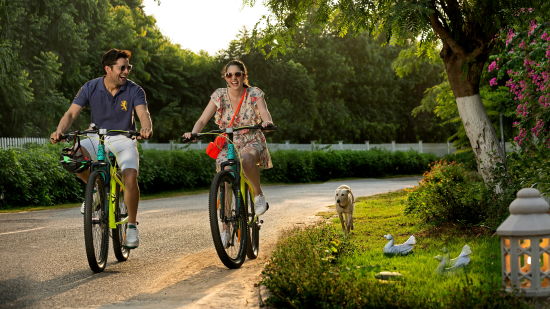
[112,64,133,72]
[224,71,244,78]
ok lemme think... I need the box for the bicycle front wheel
[84,171,109,273]
[245,184,260,259]
[112,183,130,262]
[209,170,248,269]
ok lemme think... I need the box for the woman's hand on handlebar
[182,132,192,139]
[261,121,274,128]
[181,132,198,143]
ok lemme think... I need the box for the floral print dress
[211,86,273,169]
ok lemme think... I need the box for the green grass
[261,190,533,308]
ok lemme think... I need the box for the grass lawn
[261,190,535,308]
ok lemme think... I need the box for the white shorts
[79,134,139,171]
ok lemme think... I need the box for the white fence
[141,141,458,156]
[0,137,49,149]
[0,137,514,157]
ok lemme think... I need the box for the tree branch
[428,10,465,55]
[440,0,464,32]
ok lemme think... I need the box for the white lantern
[496,188,550,296]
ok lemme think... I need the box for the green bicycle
[60,128,140,273]
[183,124,276,269]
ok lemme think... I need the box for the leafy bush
[0,144,82,208]
[0,146,437,208]
[405,161,488,226]
[264,149,437,183]
[441,150,477,171]
[139,149,215,194]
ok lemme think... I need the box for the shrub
[0,146,437,208]
[405,161,488,226]
[0,144,82,208]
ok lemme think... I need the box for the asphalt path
[0,177,420,308]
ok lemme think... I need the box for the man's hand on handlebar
[50,131,64,144]
[139,127,152,140]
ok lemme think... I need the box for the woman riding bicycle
[183,59,274,216]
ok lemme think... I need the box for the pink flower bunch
[528,20,538,36]
[506,29,515,46]
[487,60,499,72]
[531,119,545,137]
[490,20,550,149]
[514,128,528,146]
[516,102,529,118]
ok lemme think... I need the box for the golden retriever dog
[335,185,355,235]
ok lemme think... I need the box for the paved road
[0,177,420,308]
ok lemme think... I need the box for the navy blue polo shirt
[72,77,147,131]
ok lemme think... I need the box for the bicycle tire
[112,182,130,262]
[245,184,260,259]
[209,170,248,269]
[84,171,109,273]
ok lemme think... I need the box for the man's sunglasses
[224,71,244,78]
[112,64,133,72]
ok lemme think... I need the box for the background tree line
[0,0,451,143]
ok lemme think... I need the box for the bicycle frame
[93,129,128,230]
[69,129,129,230]
[221,130,256,222]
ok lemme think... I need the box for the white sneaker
[254,194,269,216]
[125,225,139,249]
[221,229,231,248]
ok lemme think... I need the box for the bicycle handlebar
[182,124,277,144]
[58,129,140,142]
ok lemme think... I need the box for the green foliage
[138,149,215,194]
[262,191,530,308]
[0,145,436,208]
[226,31,446,143]
[263,150,437,183]
[405,161,488,226]
[0,144,82,208]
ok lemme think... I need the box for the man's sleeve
[134,86,147,106]
[72,84,89,107]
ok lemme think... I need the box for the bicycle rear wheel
[84,171,109,273]
[245,184,260,259]
[112,183,130,262]
[209,170,247,269]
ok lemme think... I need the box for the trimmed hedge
[0,145,437,208]
[263,149,437,183]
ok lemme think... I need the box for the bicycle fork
[108,163,127,229]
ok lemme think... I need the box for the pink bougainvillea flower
[506,29,515,46]
[528,20,538,36]
[489,77,498,86]
[488,61,498,72]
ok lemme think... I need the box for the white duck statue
[445,244,471,271]
[383,234,416,255]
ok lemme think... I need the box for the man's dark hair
[102,49,132,67]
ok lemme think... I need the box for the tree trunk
[442,47,506,186]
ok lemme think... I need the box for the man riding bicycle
[50,48,153,249]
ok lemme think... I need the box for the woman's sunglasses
[224,71,244,78]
